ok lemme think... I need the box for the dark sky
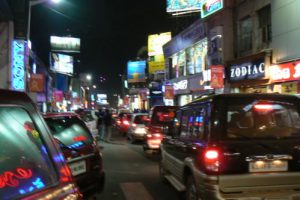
[30,0,196,95]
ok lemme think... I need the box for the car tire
[159,161,168,183]
[186,175,200,200]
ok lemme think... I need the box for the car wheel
[186,175,200,200]
[159,161,168,183]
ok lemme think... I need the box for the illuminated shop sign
[270,60,300,82]
[50,36,80,53]
[166,0,201,13]
[174,80,188,90]
[229,58,265,81]
[201,0,223,18]
[12,40,25,91]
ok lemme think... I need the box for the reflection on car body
[160,93,300,200]
[0,90,82,200]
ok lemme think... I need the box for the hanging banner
[29,74,45,92]
[53,90,63,102]
[210,65,224,88]
[164,85,174,99]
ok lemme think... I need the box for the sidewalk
[98,126,128,145]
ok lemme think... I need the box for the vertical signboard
[11,40,25,91]
[210,65,224,88]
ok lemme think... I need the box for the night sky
[30,0,197,95]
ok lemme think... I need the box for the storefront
[228,52,271,93]
[269,59,300,94]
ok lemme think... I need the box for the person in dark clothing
[100,109,112,141]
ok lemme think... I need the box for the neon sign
[0,168,32,188]
[201,0,223,18]
[12,40,25,91]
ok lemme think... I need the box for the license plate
[69,160,86,176]
[249,160,288,172]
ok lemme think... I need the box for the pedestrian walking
[101,108,112,141]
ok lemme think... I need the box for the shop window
[178,51,186,77]
[257,5,271,43]
[172,55,178,78]
[186,47,195,75]
[239,16,252,53]
[194,39,208,74]
[193,107,206,139]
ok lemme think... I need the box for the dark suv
[44,113,105,197]
[0,90,82,200]
[160,93,300,200]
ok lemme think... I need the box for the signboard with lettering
[270,60,300,82]
[29,74,45,92]
[229,58,265,81]
[11,40,26,91]
[201,0,223,18]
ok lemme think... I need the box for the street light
[86,75,92,81]
[27,0,61,40]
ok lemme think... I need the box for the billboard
[127,61,146,83]
[166,0,201,13]
[50,53,74,75]
[148,32,171,74]
[50,36,80,53]
[201,0,223,18]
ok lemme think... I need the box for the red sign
[53,90,64,102]
[270,60,300,82]
[29,74,45,92]
[210,65,224,88]
[164,85,174,99]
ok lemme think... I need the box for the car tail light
[254,104,273,111]
[123,120,130,125]
[132,123,137,127]
[204,148,220,172]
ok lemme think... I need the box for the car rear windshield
[0,107,57,200]
[225,98,300,139]
[45,116,94,147]
[151,107,177,126]
[133,115,149,125]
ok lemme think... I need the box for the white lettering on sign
[230,62,265,79]
[293,63,300,78]
[173,80,188,90]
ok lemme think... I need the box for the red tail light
[254,104,273,111]
[123,120,130,125]
[132,123,137,127]
[204,148,220,172]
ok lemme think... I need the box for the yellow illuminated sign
[148,32,171,74]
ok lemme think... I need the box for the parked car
[127,113,150,143]
[0,89,82,200]
[43,112,105,197]
[143,106,178,154]
[160,93,300,200]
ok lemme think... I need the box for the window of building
[257,5,271,43]
[239,16,252,53]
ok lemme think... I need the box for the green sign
[201,0,223,18]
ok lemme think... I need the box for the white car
[127,113,150,143]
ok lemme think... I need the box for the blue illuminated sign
[12,40,25,91]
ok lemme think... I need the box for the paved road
[94,127,181,200]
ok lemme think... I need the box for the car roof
[43,112,79,118]
[186,93,300,107]
[0,89,33,106]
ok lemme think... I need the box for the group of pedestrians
[97,108,113,141]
